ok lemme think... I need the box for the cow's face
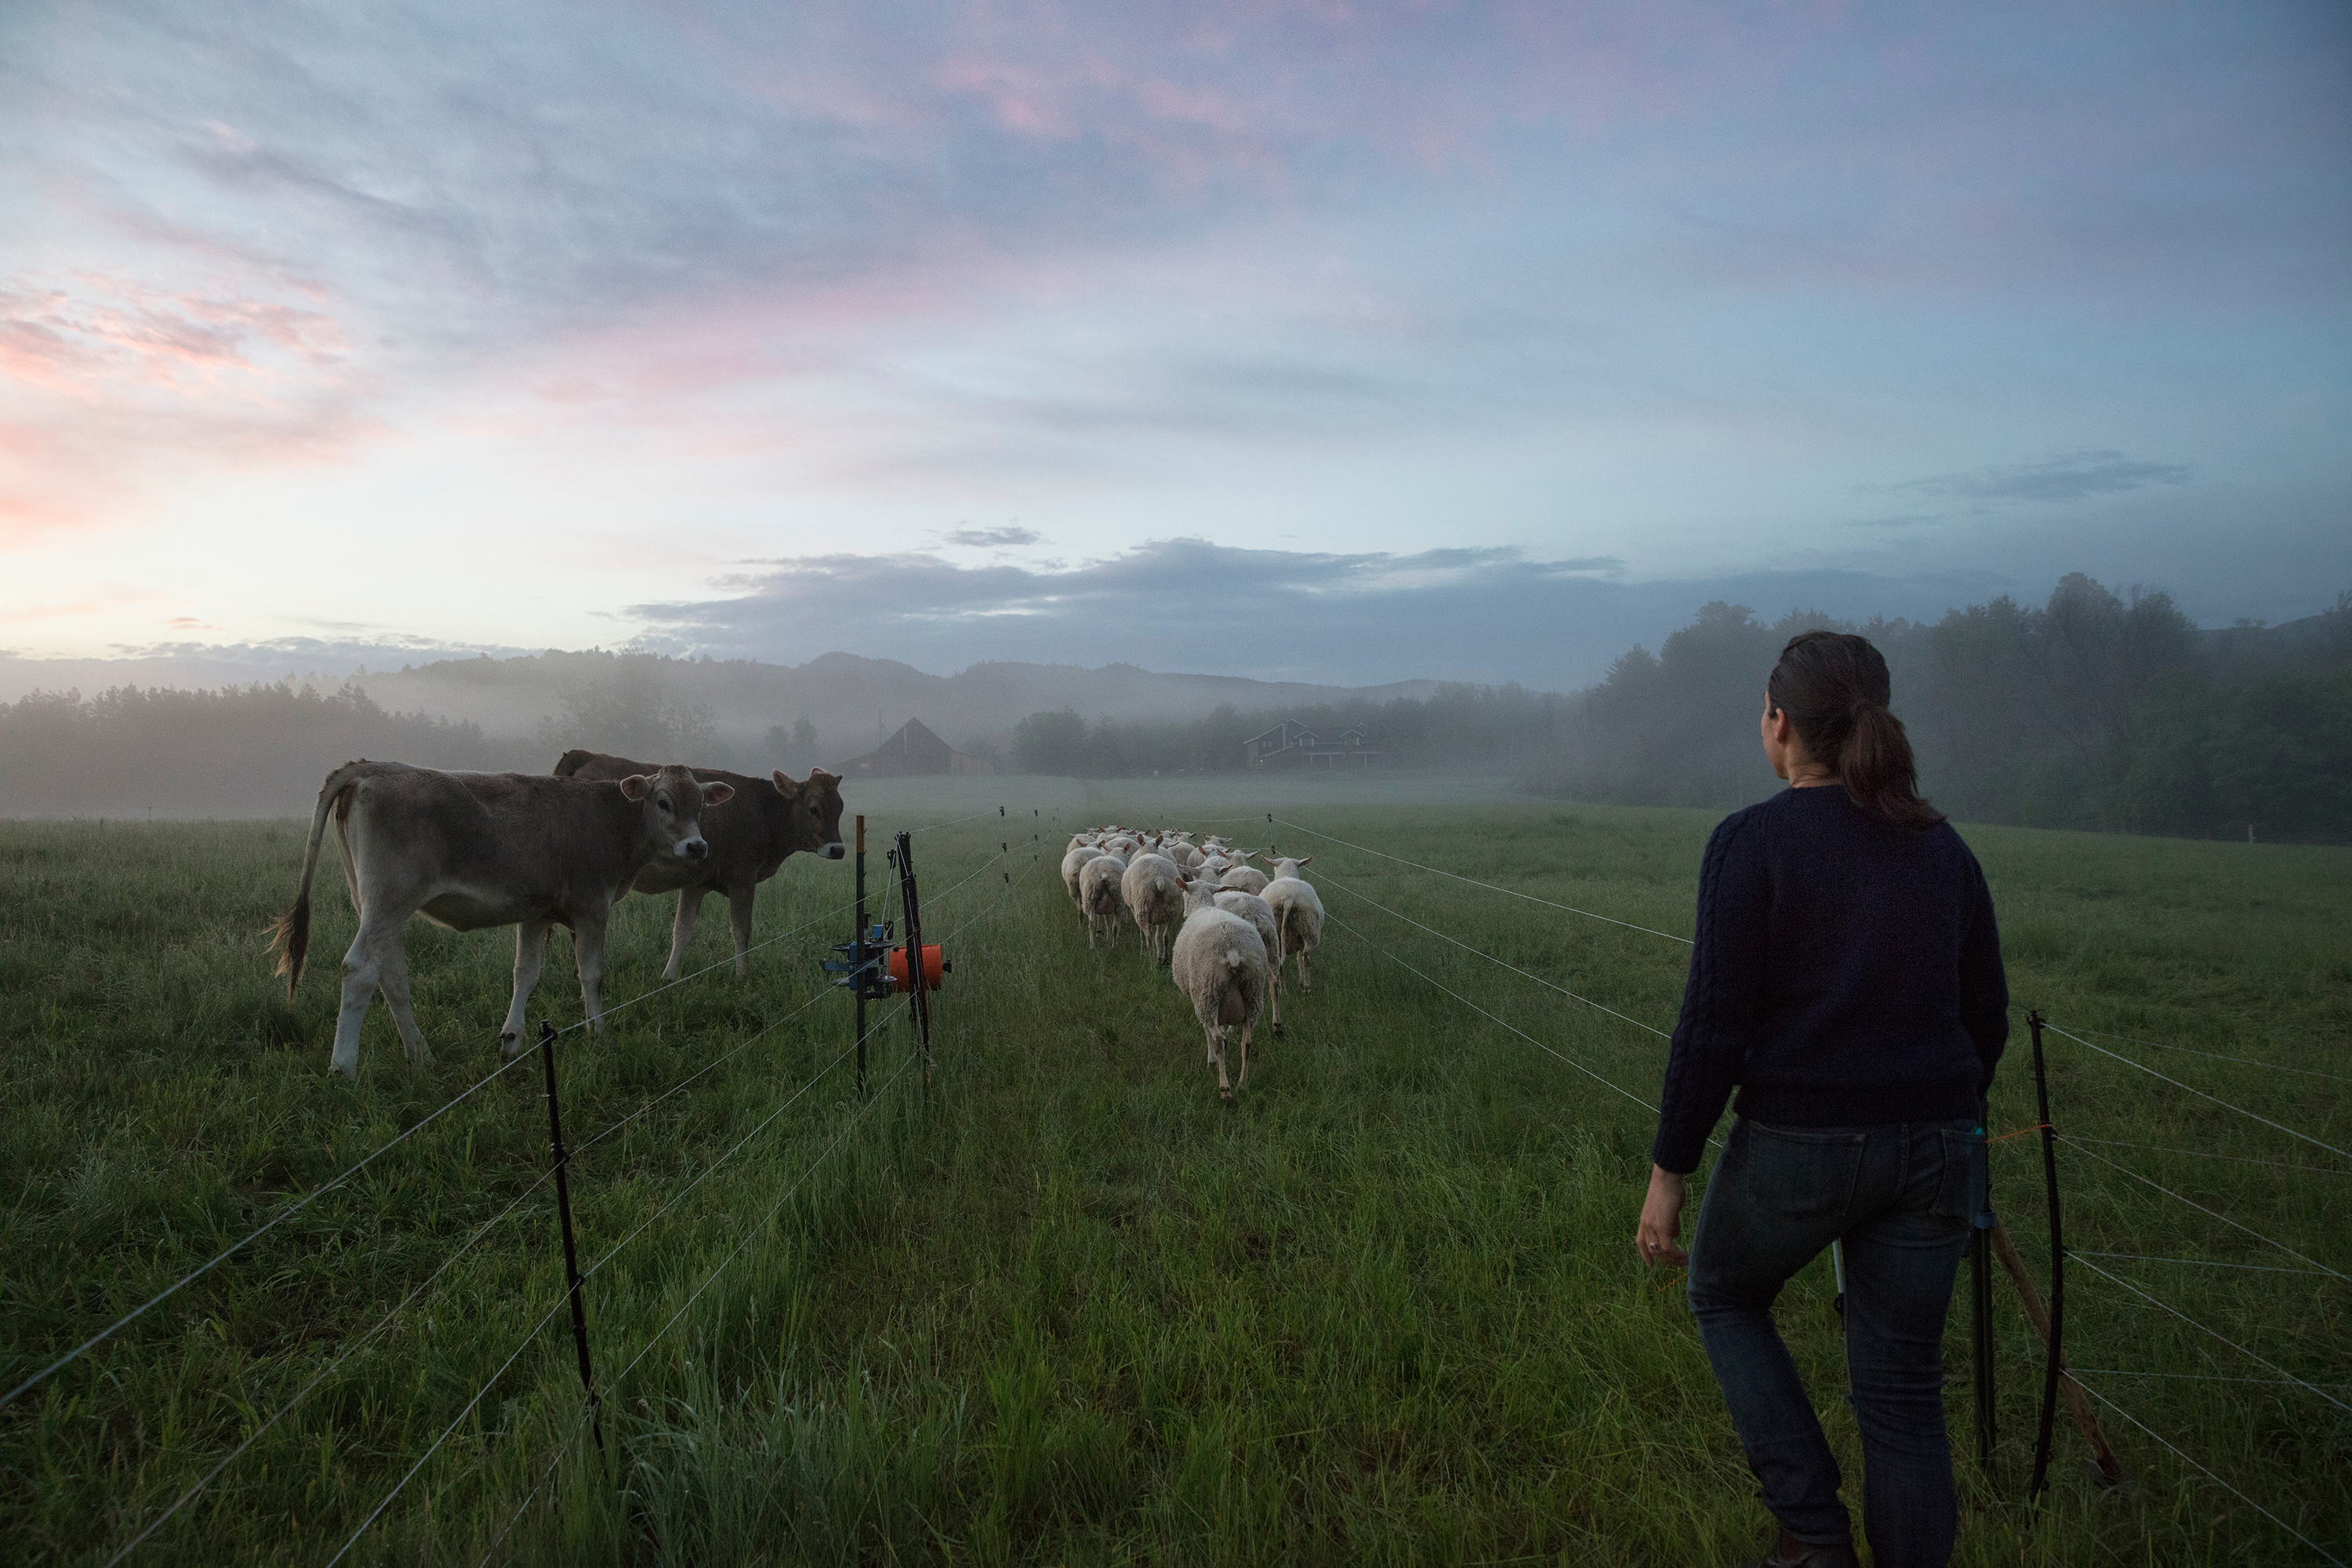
[798,768,848,860]
[619,765,733,861]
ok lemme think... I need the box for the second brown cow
[554,750,847,978]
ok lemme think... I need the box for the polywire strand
[909,807,1002,834]
[2071,1250,2338,1278]
[546,889,865,1038]
[320,1290,574,1568]
[608,1039,920,1391]
[2045,1025,2351,1161]
[2061,1025,2352,1083]
[2060,1134,2352,1178]
[571,975,840,1162]
[0,1036,546,1412]
[2067,1376,2347,1568]
[1323,909,1661,1116]
[916,842,1014,908]
[1319,869,1674,1042]
[2069,1368,2352,1388]
[472,996,937,1568]
[101,1163,563,1566]
[2073,1256,2351,1414]
[352,1001,909,1568]
[2056,1136,2350,1283]
[1267,816,1693,946]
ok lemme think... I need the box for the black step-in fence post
[855,815,869,1096]
[1972,1098,1998,1487]
[537,1020,602,1450]
[2028,1010,2064,1502]
[893,830,932,1089]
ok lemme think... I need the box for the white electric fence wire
[0,1038,546,1413]
[608,1040,921,1391]
[909,807,1001,835]
[2058,1137,2350,1283]
[2063,1026,2352,1083]
[548,890,865,1037]
[1319,870,1674,1042]
[2068,1368,2352,1388]
[1269,816,1693,946]
[321,1287,575,1568]
[1324,910,1661,1116]
[2071,1250,2338,1278]
[2068,1375,2348,1567]
[101,1165,563,1565]
[572,979,839,1161]
[2059,1135,2352,1178]
[2045,1025,2352,1161]
[918,842,1015,907]
[2074,1256,2350,1414]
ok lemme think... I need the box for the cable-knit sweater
[1650,785,2008,1174]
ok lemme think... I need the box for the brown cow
[270,758,731,1078]
[553,750,847,979]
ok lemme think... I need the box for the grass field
[2,773,2347,1566]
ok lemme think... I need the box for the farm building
[1244,719,1380,768]
[838,717,996,778]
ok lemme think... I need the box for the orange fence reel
[887,944,949,993]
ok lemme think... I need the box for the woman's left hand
[1637,1165,1690,1267]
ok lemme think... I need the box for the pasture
[2,773,2347,1566]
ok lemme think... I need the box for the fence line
[2061,1026,2351,1083]
[1323,910,1662,1116]
[2073,1257,2350,1414]
[1319,869,1674,1044]
[2060,1134,2352,1178]
[546,889,866,1039]
[2056,1137,2348,1283]
[2068,1375,2347,1568]
[2045,1025,2351,1161]
[910,807,1003,835]
[1268,815,1694,946]
[0,1037,548,1414]
[2071,1250,2338,1278]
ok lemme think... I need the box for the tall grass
[1,784,2344,1564]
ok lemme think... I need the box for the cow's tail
[270,759,379,998]
[552,748,595,779]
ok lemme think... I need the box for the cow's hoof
[498,1031,520,1059]
[1218,1087,1235,1105]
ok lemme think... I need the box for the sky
[2,0,2347,692]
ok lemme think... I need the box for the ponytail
[1766,631,1945,829]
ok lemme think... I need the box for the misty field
[2,777,2347,1566]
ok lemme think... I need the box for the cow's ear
[771,769,800,795]
[619,774,651,800]
[699,781,735,808]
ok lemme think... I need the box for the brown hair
[1766,630,1945,829]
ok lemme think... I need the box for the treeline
[1010,683,1571,777]
[0,684,531,814]
[1528,576,2352,843]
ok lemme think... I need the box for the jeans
[1688,1116,1983,1568]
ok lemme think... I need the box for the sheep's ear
[1296,855,1313,867]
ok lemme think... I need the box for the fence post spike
[539,1019,601,1450]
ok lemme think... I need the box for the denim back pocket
[1740,1122,1868,1222]
[1933,1126,1989,1221]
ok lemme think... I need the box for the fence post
[855,815,868,1097]
[893,831,932,1090]
[537,1020,601,1450]
[2029,1010,2064,1501]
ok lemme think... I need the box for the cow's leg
[502,920,550,1058]
[662,891,706,981]
[332,913,402,1080]
[574,909,612,1036]
[376,944,434,1067]
[727,885,757,978]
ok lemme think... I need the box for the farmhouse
[1243,718,1380,768]
[839,717,996,778]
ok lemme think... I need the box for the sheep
[1062,844,1105,906]
[1171,878,1269,1102]
[1122,851,1188,964]
[1261,856,1324,992]
[1208,884,1282,1034]
[1168,842,1205,870]
[1078,851,1130,947]
[1218,864,1269,896]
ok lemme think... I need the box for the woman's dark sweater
[1650,785,2009,1174]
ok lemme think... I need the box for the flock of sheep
[1058,827,1326,1101]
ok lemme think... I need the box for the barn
[839,717,996,778]
[1244,719,1379,768]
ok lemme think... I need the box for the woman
[1636,630,2008,1568]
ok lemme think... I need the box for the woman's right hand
[1637,1164,1690,1267]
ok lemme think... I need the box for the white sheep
[1171,878,1269,1102]
[1078,851,1130,948]
[1207,884,1282,1034]
[1062,844,1105,906]
[1261,855,1324,993]
[1218,864,1269,896]
[1122,851,1188,964]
